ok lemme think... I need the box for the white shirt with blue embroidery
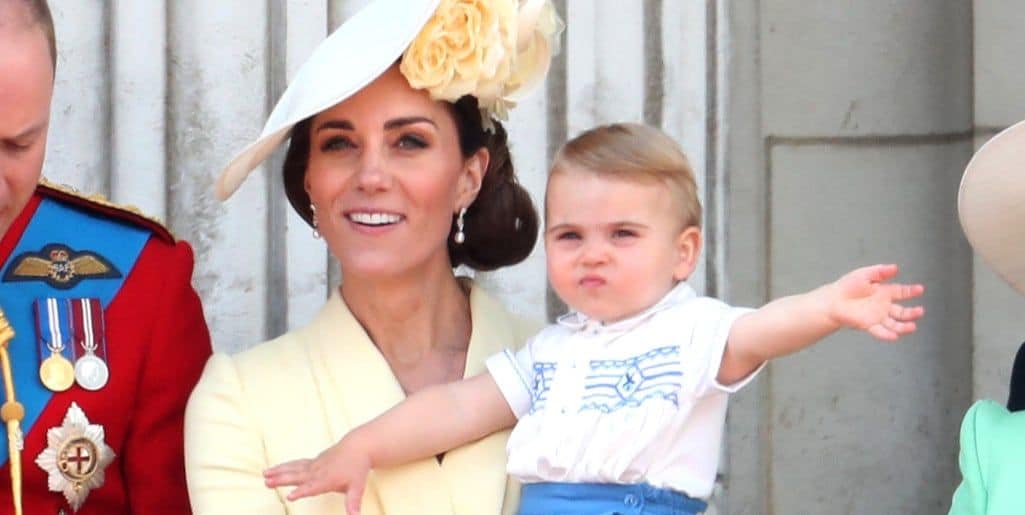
[485,282,762,499]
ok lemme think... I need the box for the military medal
[35,298,75,392]
[70,299,109,391]
[35,402,115,512]
[40,354,75,392]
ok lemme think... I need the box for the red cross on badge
[35,403,115,512]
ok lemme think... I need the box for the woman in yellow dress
[184,1,563,513]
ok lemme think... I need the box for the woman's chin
[336,252,437,282]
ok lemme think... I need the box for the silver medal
[74,353,109,391]
[73,299,110,391]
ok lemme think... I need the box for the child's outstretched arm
[263,372,515,513]
[718,263,924,385]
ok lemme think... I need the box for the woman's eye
[3,140,30,153]
[396,134,428,150]
[320,136,354,152]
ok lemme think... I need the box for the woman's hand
[826,264,925,341]
[263,438,371,515]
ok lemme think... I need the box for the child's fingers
[869,317,918,341]
[858,263,899,283]
[346,476,367,515]
[264,462,312,487]
[265,472,307,488]
[884,282,924,301]
[867,323,899,341]
[287,477,332,501]
[883,317,917,336]
[265,459,311,477]
[889,303,924,322]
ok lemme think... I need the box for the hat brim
[214,0,441,200]
[959,119,1025,295]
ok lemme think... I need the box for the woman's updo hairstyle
[281,95,539,272]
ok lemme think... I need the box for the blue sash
[0,198,149,465]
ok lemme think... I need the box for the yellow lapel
[441,283,520,515]
[303,281,522,515]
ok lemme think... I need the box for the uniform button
[624,494,638,506]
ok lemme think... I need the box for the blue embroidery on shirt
[579,345,682,413]
[529,362,557,413]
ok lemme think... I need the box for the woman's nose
[354,148,390,192]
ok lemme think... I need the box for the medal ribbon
[69,299,105,360]
[0,197,149,467]
[32,299,73,362]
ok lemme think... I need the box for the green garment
[949,400,1025,515]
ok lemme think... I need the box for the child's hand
[826,264,925,340]
[263,439,371,515]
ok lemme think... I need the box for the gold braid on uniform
[0,309,23,515]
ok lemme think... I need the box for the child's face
[544,166,700,323]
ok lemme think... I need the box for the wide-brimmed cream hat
[959,120,1025,295]
[215,0,563,201]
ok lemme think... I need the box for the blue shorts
[519,482,708,515]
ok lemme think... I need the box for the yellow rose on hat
[400,0,563,125]
[401,0,516,107]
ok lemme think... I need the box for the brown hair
[4,0,57,71]
[283,95,539,271]
[550,122,701,229]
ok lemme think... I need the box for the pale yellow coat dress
[184,281,535,514]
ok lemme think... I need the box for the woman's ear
[672,226,703,281]
[456,147,489,210]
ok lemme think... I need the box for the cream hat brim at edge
[958,119,1025,296]
[214,0,441,200]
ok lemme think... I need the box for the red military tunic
[0,183,212,514]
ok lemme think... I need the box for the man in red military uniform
[0,1,212,513]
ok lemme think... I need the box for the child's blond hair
[550,123,701,229]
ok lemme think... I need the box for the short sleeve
[683,301,762,397]
[485,340,536,418]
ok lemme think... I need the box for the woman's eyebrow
[315,119,355,132]
[384,116,437,130]
[6,123,45,142]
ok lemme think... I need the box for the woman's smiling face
[304,65,485,280]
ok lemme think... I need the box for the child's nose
[579,240,610,266]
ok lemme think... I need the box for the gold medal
[40,353,75,392]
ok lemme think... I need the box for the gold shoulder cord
[0,309,23,515]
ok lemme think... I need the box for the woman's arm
[265,372,515,512]
[718,264,924,384]
[186,354,287,515]
[948,401,993,515]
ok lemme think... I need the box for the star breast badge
[35,403,115,512]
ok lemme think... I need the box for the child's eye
[556,231,581,240]
[320,136,355,152]
[396,134,428,150]
[612,229,637,238]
